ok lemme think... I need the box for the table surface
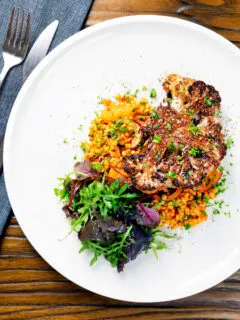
[0,0,240,319]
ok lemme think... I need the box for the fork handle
[0,63,11,90]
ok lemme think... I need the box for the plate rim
[3,14,240,303]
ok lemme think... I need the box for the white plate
[4,15,240,302]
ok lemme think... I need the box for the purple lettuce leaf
[74,160,101,178]
[136,203,160,228]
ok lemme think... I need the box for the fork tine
[12,8,20,46]
[3,8,15,47]
[17,10,25,47]
[23,12,30,47]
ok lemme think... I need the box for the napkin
[0,0,94,235]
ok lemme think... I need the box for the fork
[0,7,30,89]
[0,7,30,171]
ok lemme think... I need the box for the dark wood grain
[0,0,240,319]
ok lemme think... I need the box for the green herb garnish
[166,97,172,104]
[150,88,157,98]
[134,89,140,97]
[153,135,162,143]
[166,171,177,179]
[150,110,162,119]
[188,124,202,136]
[204,97,212,106]
[226,138,233,149]
[213,209,220,215]
[153,200,165,209]
[189,147,203,158]
[186,109,194,116]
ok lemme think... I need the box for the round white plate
[4,15,240,302]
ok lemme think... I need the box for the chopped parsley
[118,127,128,132]
[177,155,184,165]
[171,200,179,207]
[134,89,140,97]
[181,86,186,92]
[184,224,191,230]
[189,147,203,158]
[203,197,210,205]
[80,142,86,152]
[186,109,194,116]
[215,177,227,195]
[115,119,124,126]
[204,97,212,106]
[219,166,224,172]
[166,97,172,104]
[166,171,177,179]
[166,121,172,131]
[155,151,161,160]
[226,138,233,149]
[153,200,165,209]
[110,129,117,138]
[150,88,157,98]
[153,135,162,143]
[188,124,202,136]
[168,141,175,153]
[150,110,162,119]
[213,209,220,215]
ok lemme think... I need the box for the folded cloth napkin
[0,0,94,235]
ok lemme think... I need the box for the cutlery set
[0,7,59,170]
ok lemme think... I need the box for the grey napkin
[0,0,94,235]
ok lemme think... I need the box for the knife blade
[22,20,59,82]
[0,20,59,172]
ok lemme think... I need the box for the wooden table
[0,1,239,319]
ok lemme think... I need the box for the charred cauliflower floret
[123,75,226,194]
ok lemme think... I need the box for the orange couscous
[81,94,221,230]
[82,94,153,179]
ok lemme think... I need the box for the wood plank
[0,281,80,293]
[0,289,239,307]
[4,225,25,238]
[0,257,51,270]
[85,0,240,44]
[0,280,239,295]
[0,306,239,320]
[0,270,65,283]
[0,237,37,256]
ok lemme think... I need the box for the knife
[0,20,59,172]
[22,20,59,82]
